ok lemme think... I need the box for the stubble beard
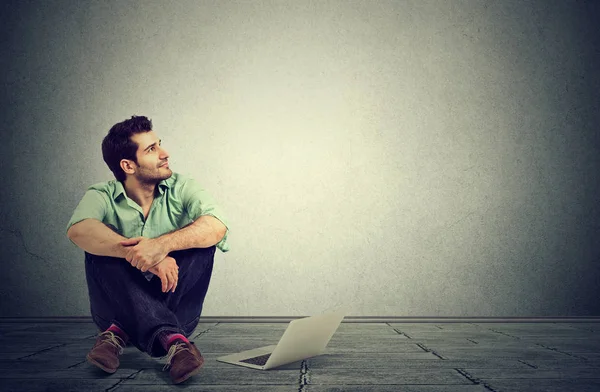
[137,166,173,185]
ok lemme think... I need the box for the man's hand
[120,236,169,272]
[148,256,179,293]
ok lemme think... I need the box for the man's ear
[120,159,137,176]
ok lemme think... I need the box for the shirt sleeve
[180,178,230,252]
[66,189,108,234]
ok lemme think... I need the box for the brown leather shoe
[163,341,204,384]
[86,331,125,373]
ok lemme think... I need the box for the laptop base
[217,345,277,370]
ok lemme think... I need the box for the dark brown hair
[101,115,153,182]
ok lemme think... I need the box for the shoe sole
[172,361,204,384]
[86,353,118,374]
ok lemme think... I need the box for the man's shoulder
[87,179,121,199]
[164,173,206,200]
[166,172,197,188]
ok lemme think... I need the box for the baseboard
[0,316,599,323]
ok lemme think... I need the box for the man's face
[128,131,172,183]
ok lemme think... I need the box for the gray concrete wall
[1,0,599,317]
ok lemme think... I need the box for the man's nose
[159,146,170,159]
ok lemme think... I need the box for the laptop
[216,311,345,370]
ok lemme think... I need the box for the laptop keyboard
[240,353,271,366]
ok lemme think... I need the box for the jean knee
[170,246,215,267]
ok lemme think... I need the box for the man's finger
[172,272,178,293]
[146,257,163,273]
[165,271,173,293]
[161,273,168,293]
[171,271,178,293]
[120,237,143,246]
[125,248,137,263]
[136,257,148,270]
[167,273,175,293]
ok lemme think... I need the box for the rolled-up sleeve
[66,189,108,234]
[180,178,230,252]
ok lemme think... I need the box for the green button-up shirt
[66,172,229,252]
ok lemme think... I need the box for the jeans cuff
[146,325,185,357]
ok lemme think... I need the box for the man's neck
[122,177,157,208]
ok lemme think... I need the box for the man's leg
[158,246,216,336]
[143,246,216,351]
[84,247,215,383]
[144,246,216,384]
[84,252,184,356]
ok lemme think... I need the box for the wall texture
[1,0,599,317]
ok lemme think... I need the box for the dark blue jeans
[84,246,215,357]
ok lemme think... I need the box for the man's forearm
[157,215,227,253]
[67,219,129,258]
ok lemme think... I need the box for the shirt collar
[113,181,126,200]
[112,178,172,200]
[157,178,171,195]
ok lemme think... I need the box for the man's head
[102,115,172,183]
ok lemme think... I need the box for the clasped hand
[120,236,168,272]
[120,236,177,293]
[149,256,179,293]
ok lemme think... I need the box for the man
[66,115,229,384]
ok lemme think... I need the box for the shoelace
[98,331,125,355]
[163,341,190,371]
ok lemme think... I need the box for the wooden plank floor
[1,321,600,391]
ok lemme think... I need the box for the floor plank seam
[105,369,143,392]
[392,328,412,339]
[535,343,588,359]
[569,325,597,333]
[415,342,446,359]
[66,359,87,369]
[517,359,538,369]
[485,328,521,339]
[482,382,500,392]
[192,323,218,340]
[415,342,429,354]
[455,368,480,384]
[17,343,67,360]
[105,378,126,392]
[298,359,308,391]
[456,368,506,392]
